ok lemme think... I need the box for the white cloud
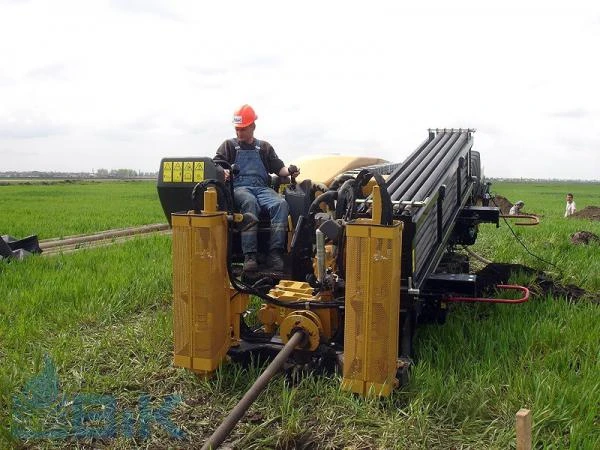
[0,111,67,138]
[0,0,599,179]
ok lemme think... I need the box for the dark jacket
[214,138,285,175]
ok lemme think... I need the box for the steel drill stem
[201,331,305,450]
[39,223,169,249]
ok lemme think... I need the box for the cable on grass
[490,195,562,276]
[462,245,492,265]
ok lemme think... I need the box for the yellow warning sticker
[172,161,183,182]
[162,161,173,182]
[194,161,205,182]
[183,161,193,183]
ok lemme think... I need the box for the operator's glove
[288,165,300,178]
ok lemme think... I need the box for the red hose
[499,214,540,226]
[445,284,530,304]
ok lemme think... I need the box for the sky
[0,0,599,179]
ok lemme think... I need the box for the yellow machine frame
[172,175,404,397]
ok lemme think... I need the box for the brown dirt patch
[571,205,600,221]
[570,231,600,245]
[491,195,539,217]
[475,263,592,302]
[491,195,513,215]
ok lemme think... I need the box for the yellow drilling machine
[156,129,529,447]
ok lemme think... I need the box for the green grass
[0,236,172,447]
[1,181,599,449]
[473,182,600,291]
[0,180,166,239]
[490,181,599,219]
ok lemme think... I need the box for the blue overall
[232,139,289,254]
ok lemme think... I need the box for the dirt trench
[475,263,594,303]
[571,206,600,221]
[490,195,513,215]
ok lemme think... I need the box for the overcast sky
[1,0,599,179]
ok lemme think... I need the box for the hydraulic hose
[225,226,343,309]
[213,158,236,210]
[308,190,338,215]
[351,169,393,225]
[201,330,305,450]
[445,284,530,304]
[192,180,234,214]
[329,174,355,191]
[462,245,492,265]
[335,178,356,220]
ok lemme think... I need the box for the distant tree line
[487,177,600,184]
[94,168,157,178]
[0,169,158,179]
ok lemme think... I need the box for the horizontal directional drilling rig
[157,129,529,447]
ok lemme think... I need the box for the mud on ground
[475,263,595,303]
[490,195,513,215]
[571,205,600,221]
[491,195,539,217]
[570,231,600,245]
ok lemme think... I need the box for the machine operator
[214,104,300,272]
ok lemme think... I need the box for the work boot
[243,253,258,272]
[268,250,285,271]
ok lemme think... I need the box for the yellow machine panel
[172,161,183,182]
[172,210,231,374]
[193,161,205,182]
[162,161,173,182]
[183,161,194,183]
[342,220,402,397]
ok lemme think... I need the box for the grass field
[0,180,166,239]
[475,182,600,291]
[1,181,599,449]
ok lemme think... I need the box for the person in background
[565,193,576,217]
[214,104,300,272]
[509,200,525,215]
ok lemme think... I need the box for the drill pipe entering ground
[201,330,305,450]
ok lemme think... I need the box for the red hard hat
[232,104,257,128]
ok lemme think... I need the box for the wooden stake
[516,408,532,450]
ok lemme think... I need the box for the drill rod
[201,330,305,450]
